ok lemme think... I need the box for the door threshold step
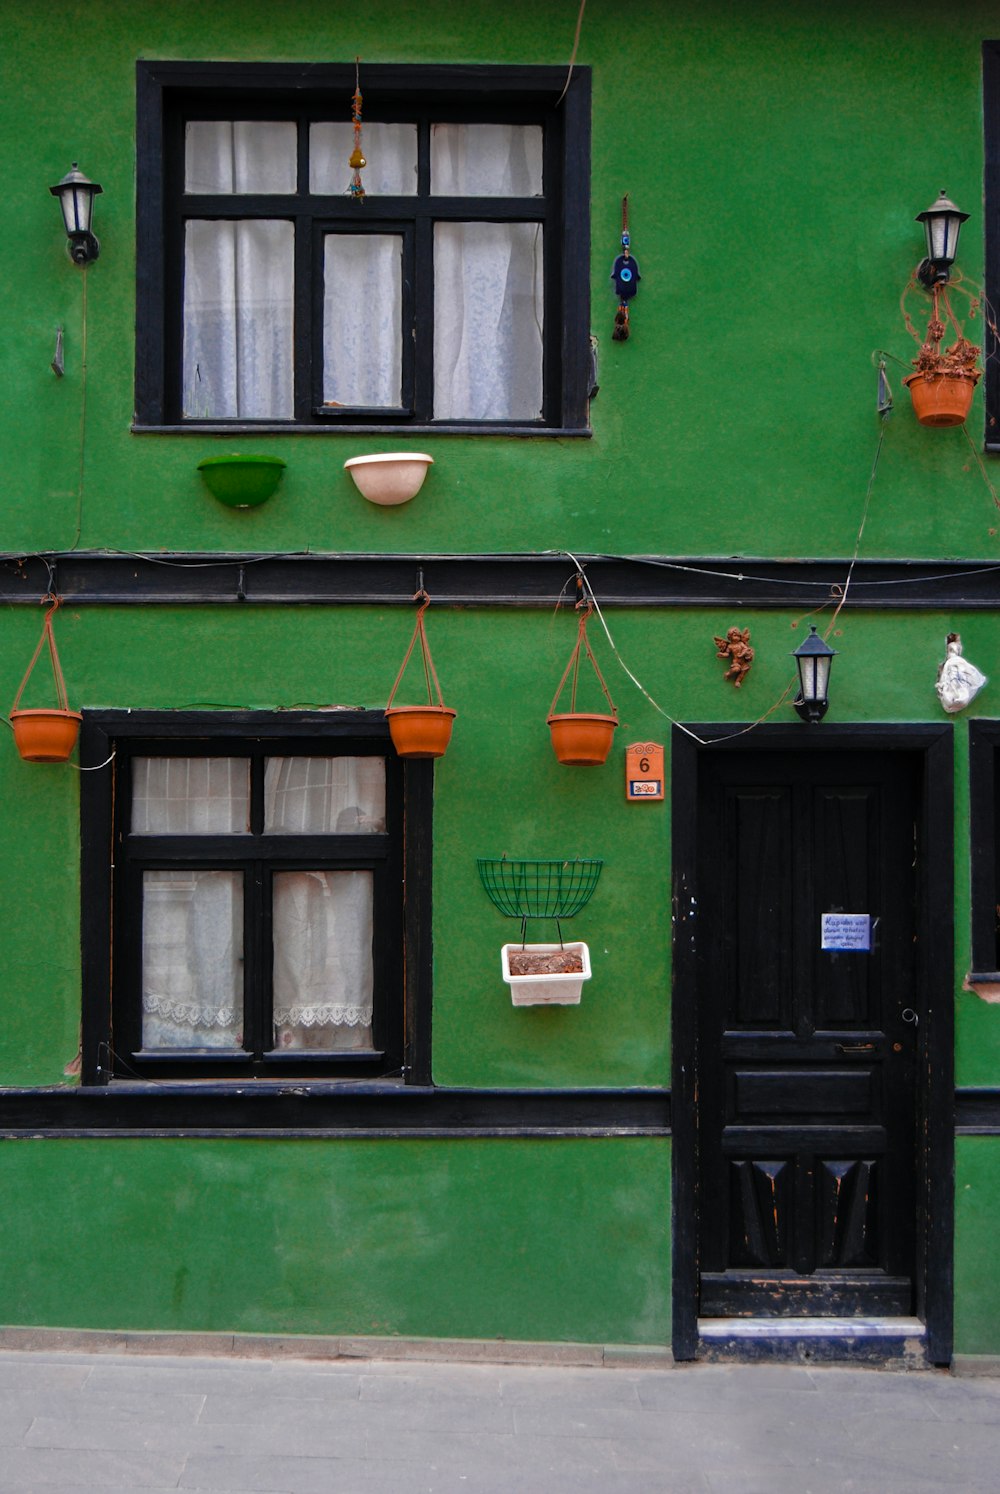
[700,1317,925,1339]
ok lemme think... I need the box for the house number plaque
[821,913,871,952]
[625,742,664,801]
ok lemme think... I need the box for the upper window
[80,712,432,1085]
[135,63,591,434]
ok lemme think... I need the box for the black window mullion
[416,116,431,197]
[113,843,146,1077]
[249,859,268,1062]
[414,215,434,421]
[162,106,188,425]
[250,753,265,837]
[248,752,267,1059]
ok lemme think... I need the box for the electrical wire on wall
[59,264,90,551]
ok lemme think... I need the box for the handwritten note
[821,913,871,952]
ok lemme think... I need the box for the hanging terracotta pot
[9,601,81,762]
[903,369,980,427]
[385,703,456,758]
[10,709,82,762]
[547,604,618,767]
[546,711,618,767]
[385,592,456,759]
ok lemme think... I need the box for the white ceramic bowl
[344,452,433,506]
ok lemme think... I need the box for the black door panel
[697,752,918,1318]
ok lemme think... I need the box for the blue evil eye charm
[621,231,630,250]
[612,253,641,299]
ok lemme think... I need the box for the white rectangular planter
[500,942,591,1006]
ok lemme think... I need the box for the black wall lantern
[50,163,102,265]
[915,189,968,288]
[792,625,837,724]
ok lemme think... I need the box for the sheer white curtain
[323,235,403,408]
[266,757,381,1049]
[272,872,374,1049]
[430,124,544,421]
[263,756,386,833]
[183,219,294,419]
[183,121,296,419]
[310,122,418,195]
[434,221,544,420]
[142,871,244,1049]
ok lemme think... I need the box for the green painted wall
[2,0,1000,1350]
[955,1139,1000,1355]
[2,0,1000,560]
[0,1138,669,1342]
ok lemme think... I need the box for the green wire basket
[476,858,604,937]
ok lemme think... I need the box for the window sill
[132,422,592,439]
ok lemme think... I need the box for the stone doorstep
[0,1324,995,1376]
[0,1325,674,1371]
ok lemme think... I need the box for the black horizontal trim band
[955,1088,1000,1133]
[0,1085,670,1138]
[5,552,1000,610]
[130,425,589,438]
[0,1085,993,1136]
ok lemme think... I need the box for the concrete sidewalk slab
[0,1349,994,1492]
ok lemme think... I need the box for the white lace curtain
[182,119,544,420]
[136,757,383,1052]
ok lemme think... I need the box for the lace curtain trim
[142,994,371,1028]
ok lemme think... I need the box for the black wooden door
[696,750,919,1318]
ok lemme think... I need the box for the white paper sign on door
[821,913,871,952]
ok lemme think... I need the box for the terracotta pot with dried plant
[902,279,982,427]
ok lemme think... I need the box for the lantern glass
[916,191,968,271]
[61,184,92,236]
[50,164,102,259]
[791,625,837,723]
[799,651,832,703]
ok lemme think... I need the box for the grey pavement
[0,1348,997,1493]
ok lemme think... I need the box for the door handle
[836,1042,876,1054]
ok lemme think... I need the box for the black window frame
[969,718,1000,976]
[80,711,433,1087]
[135,61,592,436]
[983,42,1000,448]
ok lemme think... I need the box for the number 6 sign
[625,742,664,801]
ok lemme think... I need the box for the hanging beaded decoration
[611,194,640,340]
[348,58,366,200]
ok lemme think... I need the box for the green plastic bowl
[197,454,286,508]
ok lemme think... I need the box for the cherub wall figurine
[714,626,754,687]
[935,633,987,713]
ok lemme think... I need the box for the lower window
[80,712,432,1083]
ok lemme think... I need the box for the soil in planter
[508,950,584,976]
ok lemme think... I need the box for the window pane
[142,871,243,1049]
[185,121,297,194]
[264,757,386,834]
[183,219,294,419]
[310,122,418,195]
[272,871,374,1050]
[430,123,543,196]
[132,758,250,834]
[434,222,543,420]
[323,235,402,408]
